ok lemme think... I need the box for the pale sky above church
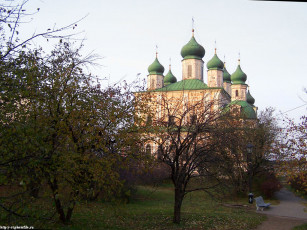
[22,0,307,123]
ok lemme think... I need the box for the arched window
[235,90,239,97]
[145,144,151,156]
[188,65,192,77]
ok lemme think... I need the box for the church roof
[207,53,224,70]
[154,79,208,92]
[164,69,177,86]
[246,90,255,105]
[223,65,231,83]
[180,32,205,60]
[148,57,165,75]
[227,100,257,119]
[231,62,247,85]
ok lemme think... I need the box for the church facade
[136,29,257,156]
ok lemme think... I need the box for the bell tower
[147,52,164,90]
[207,48,224,88]
[180,29,205,81]
[230,59,247,101]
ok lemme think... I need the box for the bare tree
[0,0,84,60]
[136,88,278,224]
[138,91,229,224]
[277,115,307,194]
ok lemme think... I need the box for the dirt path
[255,188,307,230]
[256,215,306,230]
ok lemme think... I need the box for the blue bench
[255,196,271,211]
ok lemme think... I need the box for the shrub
[260,177,281,198]
[288,172,307,196]
[254,172,281,198]
[118,160,171,203]
[137,162,171,185]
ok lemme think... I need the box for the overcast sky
[22,0,307,123]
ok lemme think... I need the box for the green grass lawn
[293,223,307,230]
[0,184,266,229]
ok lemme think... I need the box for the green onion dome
[207,50,224,70]
[164,66,177,86]
[228,100,257,119]
[148,57,165,75]
[246,90,255,105]
[231,60,247,84]
[180,30,205,60]
[223,63,231,83]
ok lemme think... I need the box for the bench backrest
[255,196,265,205]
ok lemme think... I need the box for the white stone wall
[207,69,223,88]
[147,74,164,90]
[182,59,204,81]
[223,82,231,96]
[231,84,247,101]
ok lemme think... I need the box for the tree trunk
[28,180,40,198]
[48,178,66,223]
[65,201,75,222]
[65,190,78,222]
[173,187,184,224]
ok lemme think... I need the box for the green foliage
[0,0,148,225]
[215,107,279,195]
[0,42,143,223]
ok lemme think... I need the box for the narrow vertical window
[168,115,175,126]
[190,115,197,124]
[157,146,163,160]
[188,65,192,78]
[146,144,151,156]
[235,90,239,97]
[146,114,152,125]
